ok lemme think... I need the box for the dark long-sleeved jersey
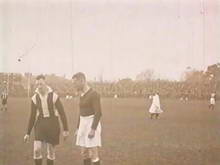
[77,88,102,130]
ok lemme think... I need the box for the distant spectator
[148,92,163,119]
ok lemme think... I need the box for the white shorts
[76,115,101,148]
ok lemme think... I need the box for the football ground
[0,98,220,165]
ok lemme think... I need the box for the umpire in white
[72,72,102,165]
[24,75,69,165]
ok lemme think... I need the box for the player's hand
[63,131,69,141]
[88,129,95,139]
[24,134,30,143]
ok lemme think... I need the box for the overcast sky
[0,0,220,80]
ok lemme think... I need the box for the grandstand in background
[0,63,219,99]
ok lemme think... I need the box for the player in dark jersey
[72,72,102,165]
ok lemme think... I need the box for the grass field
[0,98,220,165]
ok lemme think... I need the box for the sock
[84,158,91,165]
[47,159,54,165]
[34,159,42,165]
[93,160,100,165]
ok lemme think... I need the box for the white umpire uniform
[149,94,163,114]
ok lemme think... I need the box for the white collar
[81,87,91,97]
[35,86,53,96]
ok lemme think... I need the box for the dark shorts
[2,99,7,105]
[34,116,60,146]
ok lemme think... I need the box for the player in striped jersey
[1,91,8,111]
[23,75,69,165]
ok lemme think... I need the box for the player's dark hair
[72,72,86,81]
[36,75,45,80]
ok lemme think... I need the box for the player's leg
[89,147,101,165]
[81,147,91,165]
[155,113,159,119]
[1,101,4,111]
[209,104,212,109]
[33,141,43,165]
[4,99,7,111]
[46,143,56,165]
[3,105,7,111]
[5,103,7,111]
[2,100,6,111]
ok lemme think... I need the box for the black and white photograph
[0,0,220,164]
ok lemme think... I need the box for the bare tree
[136,69,155,81]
